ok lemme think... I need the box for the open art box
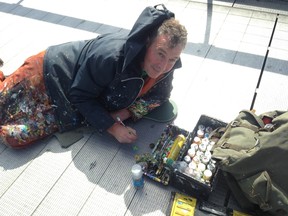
[135,115,227,199]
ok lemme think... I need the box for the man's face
[142,34,184,79]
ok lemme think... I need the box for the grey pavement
[0,0,287,215]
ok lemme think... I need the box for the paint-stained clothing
[0,5,182,148]
[0,51,58,148]
[43,5,181,133]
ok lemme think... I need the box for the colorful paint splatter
[0,51,58,149]
[128,98,161,120]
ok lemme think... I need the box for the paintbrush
[116,116,137,136]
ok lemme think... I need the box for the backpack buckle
[230,120,239,127]
[264,123,275,132]
[220,142,230,149]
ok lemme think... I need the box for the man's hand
[107,123,137,143]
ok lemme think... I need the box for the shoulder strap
[238,110,265,129]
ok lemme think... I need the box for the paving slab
[234,0,288,16]
[0,0,288,215]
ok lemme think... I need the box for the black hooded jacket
[43,5,182,133]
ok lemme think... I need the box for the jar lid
[131,164,143,178]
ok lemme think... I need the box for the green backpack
[212,110,288,216]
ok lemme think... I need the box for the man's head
[142,18,188,79]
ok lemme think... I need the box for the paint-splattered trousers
[0,51,59,149]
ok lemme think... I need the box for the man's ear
[146,37,151,48]
[0,58,3,67]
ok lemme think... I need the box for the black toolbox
[170,115,227,199]
[136,114,227,199]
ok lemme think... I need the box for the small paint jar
[185,167,195,176]
[187,148,196,158]
[204,151,212,159]
[197,129,204,138]
[193,136,201,144]
[203,169,213,181]
[205,126,213,134]
[199,143,207,152]
[188,161,197,170]
[184,155,192,164]
[201,155,210,165]
[196,150,204,158]
[197,162,206,173]
[190,143,199,151]
[131,164,144,189]
[201,138,209,145]
[204,133,210,138]
[198,124,205,131]
[192,155,200,164]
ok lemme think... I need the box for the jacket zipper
[120,77,144,108]
[120,70,172,109]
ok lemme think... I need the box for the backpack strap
[229,120,260,132]
[239,110,265,129]
[213,110,263,151]
[222,171,271,216]
[222,171,257,210]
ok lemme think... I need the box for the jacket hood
[123,4,175,71]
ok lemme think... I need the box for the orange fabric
[138,77,157,97]
[0,71,5,82]
[0,51,45,91]
[138,75,164,97]
[0,51,59,149]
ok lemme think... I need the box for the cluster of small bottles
[173,124,217,185]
